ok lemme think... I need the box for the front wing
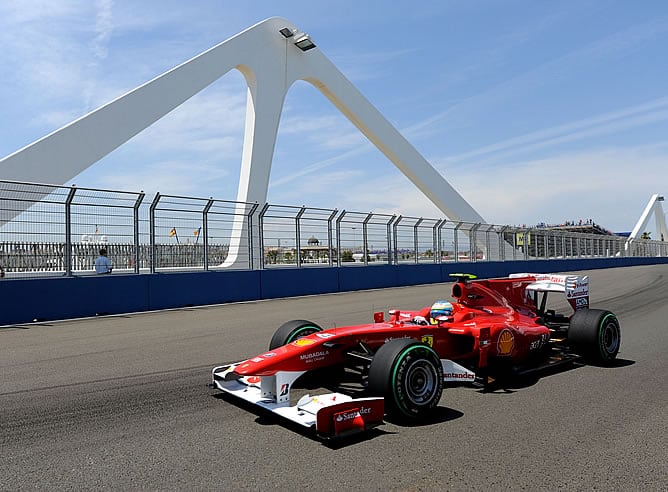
[211,363,384,439]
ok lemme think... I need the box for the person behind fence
[94,248,113,274]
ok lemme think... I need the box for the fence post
[201,198,214,271]
[387,215,396,265]
[432,220,442,264]
[327,209,337,267]
[362,212,373,266]
[497,226,508,261]
[453,222,463,262]
[149,193,160,274]
[133,192,145,274]
[64,186,77,276]
[258,203,270,269]
[295,206,306,268]
[561,233,566,259]
[393,215,402,264]
[413,218,423,264]
[335,210,346,266]
[437,220,448,264]
[470,223,481,262]
[247,202,259,270]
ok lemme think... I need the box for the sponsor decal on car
[316,332,335,339]
[384,335,412,343]
[529,333,549,351]
[262,352,277,358]
[566,276,589,298]
[326,402,385,436]
[299,350,329,363]
[246,376,261,384]
[443,372,475,380]
[497,329,514,355]
[442,359,477,381]
[251,357,263,363]
[279,384,289,397]
[421,334,434,348]
[335,406,372,423]
[292,339,316,347]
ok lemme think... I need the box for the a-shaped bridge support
[627,194,667,247]
[0,17,486,267]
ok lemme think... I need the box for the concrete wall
[3,257,667,326]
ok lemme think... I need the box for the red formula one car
[211,273,621,439]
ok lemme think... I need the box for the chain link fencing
[1,179,666,279]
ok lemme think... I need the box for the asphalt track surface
[2,265,667,491]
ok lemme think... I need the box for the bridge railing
[1,179,666,279]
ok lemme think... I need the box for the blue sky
[1,0,667,233]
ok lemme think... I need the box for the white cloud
[271,144,373,188]
[127,82,247,155]
[86,158,233,198]
[438,96,668,166]
[329,48,418,83]
[449,145,668,232]
[91,0,114,60]
[274,142,668,235]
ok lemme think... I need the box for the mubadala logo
[299,350,329,362]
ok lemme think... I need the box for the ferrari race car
[211,273,621,439]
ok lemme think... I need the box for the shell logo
[293,338,315,346]
[497,329,514,355]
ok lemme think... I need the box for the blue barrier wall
[2,257,667,326]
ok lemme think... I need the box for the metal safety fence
[1,179,666,279]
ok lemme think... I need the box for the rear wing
[509,273,590,311]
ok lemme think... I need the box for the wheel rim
[404,359,437,405]
[601,320,619,354]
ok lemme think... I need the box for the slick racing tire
[368,339,443,420]
[269,319,323,350]
[568,309,621,364]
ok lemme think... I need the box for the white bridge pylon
[0,17,486,267]
[627,194,667,246]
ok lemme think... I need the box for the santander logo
[335,406,372,422]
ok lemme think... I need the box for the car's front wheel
[269,319,323,350]
[368,339,443,420]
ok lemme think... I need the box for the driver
[412,300,454,325]
[429,300,454,324]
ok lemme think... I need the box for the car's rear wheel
[568,309,621,364]
[368,339,443,420]
[269,319,323,350]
